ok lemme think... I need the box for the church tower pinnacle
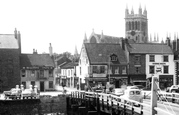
[125,5,148,43]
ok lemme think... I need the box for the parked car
[134,85,145,90]
[120,88,143,106]
[3,88,21,99]
[166,85,179,93]
[112,88,124,96]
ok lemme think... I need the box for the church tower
[125,5,148,43]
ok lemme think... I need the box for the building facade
[20,44,55,91]
[78,43,128,88]
[0,29,21,92]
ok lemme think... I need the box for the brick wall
[0,49,20,91]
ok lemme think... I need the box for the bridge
[67,77,179,115]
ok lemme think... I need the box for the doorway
[40,81,44,92]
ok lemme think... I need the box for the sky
[0,0,179,54]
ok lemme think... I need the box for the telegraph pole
[151,76,158,115]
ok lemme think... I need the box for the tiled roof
[129,43,173,54]
[20,54,55,68]
[0,34,18,49]
[95,34,122,43]
[61,62,78,69]
[84,43,127,64]
[55,56,71,67]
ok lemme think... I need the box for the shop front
[159,75,173,90]
[129,75,147,87]
[85,77,107,88]
[109,76,128,88]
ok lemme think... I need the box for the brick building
[0,29,21,92]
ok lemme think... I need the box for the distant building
[20,44,55,91]
[61,62,78,88]
[0,29,21,92]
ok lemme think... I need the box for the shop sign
[152,63,166,65]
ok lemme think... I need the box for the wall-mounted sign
[152,63,166,65]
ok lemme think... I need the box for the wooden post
[151,76,158,115]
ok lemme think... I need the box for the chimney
[121,38,125,50]
[17,31,21,53]
[49,43,53,56]
[14,28,17,39]
[166,37,171,47]
[33,49,38,54]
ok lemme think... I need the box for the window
[135,67,140,74]
[111,56,117,61]
[49,70,53,77]
[164,66,169,74]
[163,55,168,62]
[100,66,105,73]
[49,81,53,88]
[31,70,35,77]
[40,70,44,77]
[80,67,81,75]
[149,66,155,74]
[31,81,35,87]
[22,69,26,77]
[92,66,98,73]
[114,67,119,74]
[68,70,70,76]
[122,66,127,74]
[134,55,141,64]
[21,82,26,89]
[108,66,112,74]
[149,55,155,62]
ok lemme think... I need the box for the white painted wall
[146,54,175,84]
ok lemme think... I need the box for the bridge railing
[158,92,179,104]
[70,90,176,115]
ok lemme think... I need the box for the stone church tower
[125,5,148,43]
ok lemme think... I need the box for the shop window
[49,81,53,88]
[163,55,168,62]
[149,55,155,62]
[163,66,169,74]
[100,66,105,74]
[149,66,155,74]
[22,69,26,77]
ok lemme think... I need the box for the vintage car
[166,85,179,93]
[120,88,143,106]
[3,88,21,99]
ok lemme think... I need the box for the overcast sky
[1,0,179,54]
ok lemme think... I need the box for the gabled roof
[61,62,78,69]
[84,43,127,64]
[55,56,71,67]
[129,43,173,54]
[20,54,55,68]
[0,34,19,49]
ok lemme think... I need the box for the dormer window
[110,54,118,62]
